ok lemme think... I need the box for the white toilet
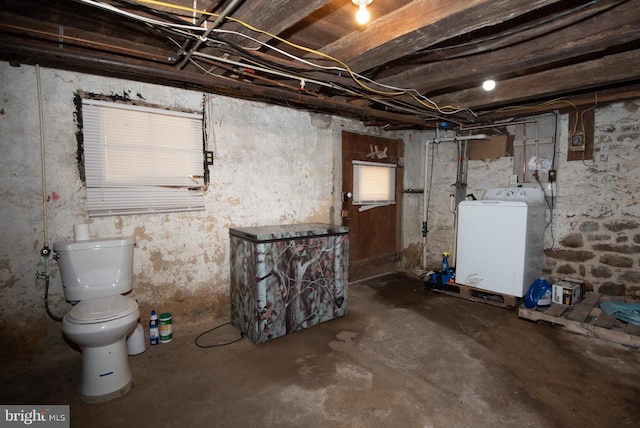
[53,236,140,403]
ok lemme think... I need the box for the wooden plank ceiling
[1,0,639,129]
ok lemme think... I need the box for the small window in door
[352,160,396,205]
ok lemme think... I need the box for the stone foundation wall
[543,220,640,298]
[543,100,640,300]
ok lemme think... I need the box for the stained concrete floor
[3,273,640,428]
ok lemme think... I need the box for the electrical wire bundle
[74,0,478,125]
[17,0,612,127]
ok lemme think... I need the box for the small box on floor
[552,280,582,305]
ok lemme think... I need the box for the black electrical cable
[204,33,374,98]
[203,32,466,120]
[80,0,474,123]
[194,321,244,348]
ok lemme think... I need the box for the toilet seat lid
[67,295,138,324]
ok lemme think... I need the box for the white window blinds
[82,99,206,217]
[352,160,396,205]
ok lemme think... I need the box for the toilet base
[81,380,132,404]
[79,339,133,402]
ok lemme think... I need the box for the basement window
[81,99,206,217]
[352,160,396,206]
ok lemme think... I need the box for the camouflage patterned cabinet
[229,223,349,344]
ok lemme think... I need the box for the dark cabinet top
[229,223,348,242]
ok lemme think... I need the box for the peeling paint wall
[6,62,638,345]
[0,62,427,339]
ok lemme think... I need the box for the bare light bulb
[356,4,370,25]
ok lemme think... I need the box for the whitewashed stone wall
[0,62,426,338]
[8,61,635,344]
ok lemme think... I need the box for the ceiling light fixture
[353,0,373,25]
[482,79,496,91]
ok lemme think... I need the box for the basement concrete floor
[3,273,640,428]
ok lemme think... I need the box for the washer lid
[67,295,138,324]
[481,187,545,205]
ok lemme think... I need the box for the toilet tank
[53,236,135,302]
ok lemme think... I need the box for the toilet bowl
[53,236,139,403]
[62,295,140,402]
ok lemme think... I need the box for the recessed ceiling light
[482,79,496,91]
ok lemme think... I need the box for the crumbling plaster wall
[420,102,640,299]
[0,62,426,339]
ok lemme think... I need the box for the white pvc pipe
[426,133,489,144]
[421,128,437,270]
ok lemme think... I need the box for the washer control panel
[482,187,545,204]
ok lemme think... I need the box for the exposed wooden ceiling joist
[378,0,639,96]
[433,49,640,111]
[317,0,566,72]
[0,0,638,129]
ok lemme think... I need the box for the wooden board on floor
[518,292,640,348]
[425,281,520,309]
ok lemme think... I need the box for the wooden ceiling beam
[316,0,566,72]
[0,13,175,63]
[221,0,333,48]
[0,36,430,128]
[430,49,640,112]
[477,84,640,121]
[379,0,639,94]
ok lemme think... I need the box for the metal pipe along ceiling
[0,41,429,127]
[177,0,244,69]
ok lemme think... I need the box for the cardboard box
[552,281,582,306]
[469,135,507,160]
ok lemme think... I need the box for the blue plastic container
[524,277,552,308]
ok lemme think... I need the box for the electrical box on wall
[205,151,214,165]
[567,107,593,161]
[570,132,586,152]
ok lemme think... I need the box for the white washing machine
[455,186,546,297]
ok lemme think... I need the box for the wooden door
[342,131,403,281]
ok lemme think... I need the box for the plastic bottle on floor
[442,252,450,274]
[149,310,160,345]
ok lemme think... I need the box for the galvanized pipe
[0,40,428,127]
[177,0,244,69]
